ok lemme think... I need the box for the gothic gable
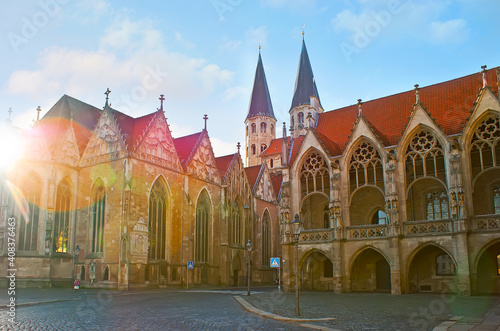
[343,116,385,161]
[133,113,182,172]
[80,109,127,167]
[254,165,276,203]
[54,124,80,167]
[464,88,500,136]
[186,133,221,185]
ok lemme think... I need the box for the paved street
[0,287,499,330]
[0,288,307,331]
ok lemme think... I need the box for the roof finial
[203,114,208,131]
[259,39,261,51]
[237,142,241,154]
[357,99,362,116]
[159,94,165,112]
[104,88,111,107]
[414,84,420,103]
[36,106,41,122]
[7,107,12,123]
[302,23,306,38]
[481,65,487,88]
[283,122,287,138]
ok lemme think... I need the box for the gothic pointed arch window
[91,179,106,253]
[262,211,271,266]
[405,130,446,187]
[300,151,330,199]
[148,178,168,260]
[195,191,211,263]
[425,191,449,220]
[470,116,500,179]
[19,173,41,252]
[349,141,384,194]
[231,201,241,245]
[54,179,72,253]
[261,122,267,133]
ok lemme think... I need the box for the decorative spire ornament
[203,114,208,131]
[414,84,420,104]
[159,94,165,112]
[104,88,111,107]
[481,65,487,88]
[357,99,362,116]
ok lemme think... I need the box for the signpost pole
[278,266,280,292]
[187,262,189,290]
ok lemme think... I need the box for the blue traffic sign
[187,261,194,269]
[270,257,280,268]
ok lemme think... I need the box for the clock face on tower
[298,123,304,130]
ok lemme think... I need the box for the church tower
[289,35,323,138]
[245,49,276,166]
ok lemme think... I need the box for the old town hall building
[1,37,500,296]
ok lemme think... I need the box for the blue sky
[1,0,499,158]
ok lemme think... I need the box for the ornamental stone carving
[130,217,149,264]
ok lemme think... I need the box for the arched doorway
[476,241,500,294]
[351,248,391,292]
[408,245,456,293]
[301,251,333,291]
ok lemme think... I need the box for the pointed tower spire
[245,50,275,121]
[290,38,321,110]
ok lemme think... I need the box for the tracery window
[436,254,455,276]
[470,116,500,179]
[300,152,330,199]
[349,141,384,194]
[54,179,72,253]
[91,179,106,253]
[19,174,41,252]
[262,212,271,266]
[298,112,304,123]
[195,191,210,263]
[426,191,449,220]
[494,186,500,215]
[405,130,446,187]
[371,210,387,225]
[261,122,267,133]
[251,123,256,133]
[148,179,167,260]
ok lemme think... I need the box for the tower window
[298,112,304,124]
[291,116,295,126]
[261,144,267,153]
[261,122,267,133]
[251,123,256,133]
[271,124,274,135]
[251,144,256,155]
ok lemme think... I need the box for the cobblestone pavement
[244,290,500,331]
[0,288,308,330]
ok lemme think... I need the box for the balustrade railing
[471,215,500,231]
[299,228,334,243]
[346,224,387,240]
[404,219,452,236]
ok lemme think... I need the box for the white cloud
[210,137,238,157]
[223,86,248,102]
[75,0,113,23]
[427,19,469,44]
[175,32,195,50]
[100,16,163,51]
[219,39,242,54]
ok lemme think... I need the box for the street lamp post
[246,239,252,296]
[73,245,80,281]
[291,214,302,316]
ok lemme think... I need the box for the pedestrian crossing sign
[270,257,280,268]
[187,261,194,269]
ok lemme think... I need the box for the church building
[1,35,499,295]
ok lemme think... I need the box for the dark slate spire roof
[246,52,276,121]
[290,39,322,110]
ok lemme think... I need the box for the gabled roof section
[38,94,101,154]
[259,137,291,157]
[215,153,237,177]
[245,164,263,190]
[290,39,322,110]
[106,107,135,150]
[173,131,203,165]
[288,135,305,166]
[316,68,498,154]
[246,52,276,121]
[130,112,158,151]
[314,130,341,157]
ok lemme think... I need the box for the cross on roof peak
[203,114,208,131]
[104,88,111,107]
[159,94,165,111]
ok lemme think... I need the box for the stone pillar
[454,233,471,295]
[331,241,343,293]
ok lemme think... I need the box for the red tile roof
[316,68,498,155]
[245,164,262,189]
[260,137,291,157]
[130,112,157,150]
[173,131,203,164]
[288,135,305,165]
[215,154,236,177]
[271,173,283,198]
[314,130,341,157]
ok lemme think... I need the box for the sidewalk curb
[234,295,338,330]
